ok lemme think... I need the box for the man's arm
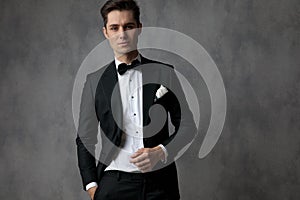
[76,74,99,191]
[161,68,197,160]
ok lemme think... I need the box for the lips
[118,41,129,46]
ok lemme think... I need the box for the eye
[110,26,118,31]
[124,25,134,30]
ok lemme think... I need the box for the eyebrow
[108,22,136,27]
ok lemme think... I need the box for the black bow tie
[117,59,140,75]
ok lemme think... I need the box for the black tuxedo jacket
[76,55,197,199]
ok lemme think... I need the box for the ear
[102,26,109,39]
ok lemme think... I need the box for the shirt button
[134,113,136,116]
[131,96,134,99]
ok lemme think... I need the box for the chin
[118,47,136,55]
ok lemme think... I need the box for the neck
[115,50,139,64]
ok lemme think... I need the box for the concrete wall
[1,0,299,199]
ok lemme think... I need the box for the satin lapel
[141,56,160,126]
[100,61,123,133]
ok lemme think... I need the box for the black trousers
[93,170,174,200]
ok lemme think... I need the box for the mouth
[118,41,129,46]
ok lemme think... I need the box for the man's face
[103,10,142,58]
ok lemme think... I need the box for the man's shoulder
[141,56,174,69]
[86,61,114,82]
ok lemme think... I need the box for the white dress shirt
[105,54,144,172]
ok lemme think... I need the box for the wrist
[158,144,168,163]
[155,145,165,160]
[86,182,98,191]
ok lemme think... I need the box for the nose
[118,27,128,39]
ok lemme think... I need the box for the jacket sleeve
[75,74,99,190]
[161,68,197,161]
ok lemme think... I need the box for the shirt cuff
[158,144,168,164]
[86,182,98,191]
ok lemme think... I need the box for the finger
[130,148,145,158]
[131,152,142,159]
[130,155,144,163]
[130,153,148,163]
[139,163,151,172]
[134,158,150,168]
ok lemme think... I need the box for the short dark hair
[100,0,141,27]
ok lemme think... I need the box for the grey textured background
[1,0,300,199]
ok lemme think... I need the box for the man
[76,0,197,199]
